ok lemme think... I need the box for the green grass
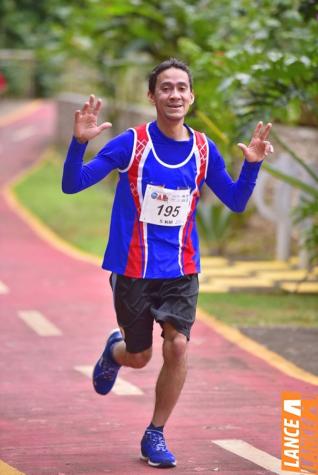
[14,150,318,328]
[198,292,318,327]
[14,151,114,258]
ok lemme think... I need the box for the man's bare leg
[112,330,152,369]
[151,322,188,427]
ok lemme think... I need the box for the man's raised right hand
[74,94,112,143]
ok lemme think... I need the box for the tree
[0,0,79,95]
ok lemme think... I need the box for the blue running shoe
[141,429,177,468]
[93,328,123,395]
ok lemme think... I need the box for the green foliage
[1,0,317,121]
[0,58,33,96]
[262,132,318,267]
[294,197,318,268]
[0,1,78,95]
[51,0,318,160]
[196,201,233,255]
[179,1,318,140]
[57,0,318,134]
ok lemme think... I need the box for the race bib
[140,185,190,226]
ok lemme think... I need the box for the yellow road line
[197,308,318,386]
[0,460,25,475]
[0,100,43,128]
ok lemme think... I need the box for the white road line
[213,439,304,475]
[11,125,37,142]
[190,337,206,346]
[0,280,9,294]
[18,310,62,336]
[74,365,143,396]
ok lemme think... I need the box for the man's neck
[156,118,190,141]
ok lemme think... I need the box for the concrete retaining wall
[55,92,155,152]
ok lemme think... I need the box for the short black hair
[148,58,193,94]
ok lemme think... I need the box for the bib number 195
[140,184,190,226]
[157,204,180,218]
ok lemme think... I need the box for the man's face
[148,67,194,122]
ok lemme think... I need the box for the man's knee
[127,348,152,369]
[168,334,187,359]
[163,325,188,362]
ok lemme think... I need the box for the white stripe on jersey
[142,222,148,279]
[202,134,209,179]
[137,138,152,278]
[177,136,203,275]
[178,226,185,275]
[119,128,137,173]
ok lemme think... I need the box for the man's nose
[170,88,181,99]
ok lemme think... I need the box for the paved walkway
[200,257,318,294]
[0,101,317,475]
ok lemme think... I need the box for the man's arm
[61,95,134,194]
[205,122,274,212]
[62,132,134,194]
[62,138,114,194]
[205,155,262,212]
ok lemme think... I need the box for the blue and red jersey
[62,121,262,278]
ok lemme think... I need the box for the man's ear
[190,92,195,105]
[148,91,155,105]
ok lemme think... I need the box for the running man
[62,58,273,468]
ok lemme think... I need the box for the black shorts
[109,273,199,353]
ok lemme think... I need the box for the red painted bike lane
[0,102,316,475]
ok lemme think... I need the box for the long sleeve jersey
[62,121,261,278]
